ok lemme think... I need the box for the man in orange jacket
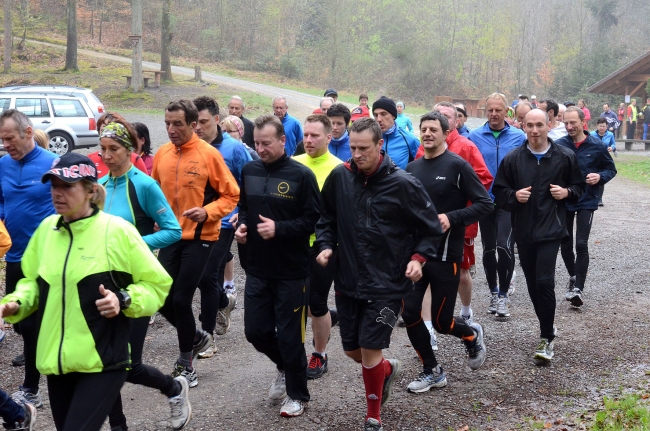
[152,99,240,387]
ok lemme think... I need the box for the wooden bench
[142,70,166,88]
[123,76,151,88]
[616,139,650,151]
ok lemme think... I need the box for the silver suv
[0,85,105,120]
[0,94,99,155]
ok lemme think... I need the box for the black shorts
[307,247,336,317]
[335,293,403,351]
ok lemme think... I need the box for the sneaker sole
[496,310,511,317]
[280,403,306,417]
[534,352,554,361]
[197,349,215,359]
[24,402,37,431]
[381,359,402,406]
[407,378,447,393]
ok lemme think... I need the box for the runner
[372,96,419,169]
[152,99,240,386]
[0,152,173,431]
[235,114,320,417]
[293,115,343,380]
[98,120,192,431]
[454,103,471,137]
[272,96,303,156]
[315,117,443,430]
[403,111,492,394]
[468,93,525,317]
[395,102,413,132]
[493,109,585,361]
[326,103,352,161]
[556,107,616,308]
[228,96,255,149]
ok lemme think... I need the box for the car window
[15,98,50,117]
[72,92,89,103]
[51,99,87,117]
[0,98,10,114]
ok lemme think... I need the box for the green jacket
[1,209,172,375]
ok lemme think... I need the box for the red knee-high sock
[362,357,391,422]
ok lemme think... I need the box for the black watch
[117,291,131,310]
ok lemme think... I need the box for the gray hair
[229,95,246,109]
[0,109,33,138]
[272,96,288,106]
[320,97,335,110]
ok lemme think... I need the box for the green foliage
[590,395,650,430]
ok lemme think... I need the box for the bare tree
[160,0,173,82]
[131,0,144,92]
[64,0,78,71]
[3,0,11,73]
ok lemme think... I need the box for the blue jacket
[468,121,526,199]
[212,132,252,229]
[458,125,471,137]
[395,114,413,132]
[0,145,57,262]
[590,130,616,149]
[280,113,303,157]
[329,130,351,161]
[555,134,617,211]
[100,165,181,250]
[381,124,420,169]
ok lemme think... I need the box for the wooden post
[194,66,202,82]
[130,0,143,92]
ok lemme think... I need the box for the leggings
[401,261,475,373]
[517,240,561,341]
[47,371,127,431]
[560,210,594,290]
[479,207,515,295]
[158,240,215,353]
[5,262,40,392]
[198,228,235,334]
[307,247,336,317]
[108,317,179,429]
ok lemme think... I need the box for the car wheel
[48,131,75,156]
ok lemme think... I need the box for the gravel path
[1,171,649,431]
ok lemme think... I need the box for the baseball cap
[324,88,338,97]
[41,152,98,184]
[350,105,370,122]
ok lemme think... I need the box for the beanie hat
[372,97,397,119]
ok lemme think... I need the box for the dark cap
[324,88,338,97]
[564,100,576,107]
[372,96,398,119]
[41,152,98,184]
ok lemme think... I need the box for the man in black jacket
[315,117,443,431]
[235,115,320,418]
[493,109,585,362]
[403,111,493,394]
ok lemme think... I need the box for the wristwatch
[117,291,132,310]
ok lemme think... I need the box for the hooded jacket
[328,131,351,161]
[468,121,525,200]
[315,153,444,300]
[152,133,240,241]
[493,140,585,244]
[556,134,617,211]
[0,209,172,375]
[381,125,420,169]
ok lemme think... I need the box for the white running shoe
[268,370,287,400]
[169,376,192,430]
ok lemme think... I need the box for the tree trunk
[3,0,11,73]
[64,0,78,71]
[160,0,174,82]
[99,0,104,44]
[131,0,143,92]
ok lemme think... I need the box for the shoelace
[169,396,183,417]
[307,355,322,369]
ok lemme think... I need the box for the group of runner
[0,89,616,431]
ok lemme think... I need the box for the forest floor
[1,47,650,431]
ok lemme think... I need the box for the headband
[100,122,134,151]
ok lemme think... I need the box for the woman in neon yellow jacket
[0,152,172,431]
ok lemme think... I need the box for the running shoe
[569,288,584,308]
[565,277,576,300]
[428,326,438,351]
[12,354,25,367]
[488,293,498,314]
[534,338,554,361]
[508,270,517,296]
[12,387,43,409]
[496,297,511,317]
[196,334,216,359]
[364,418,384,431]
[460,309,474,327]
[306,352,328,379]
[5,402,36,431]
[171,364,198,388]
[224,285,237,307]
[465,323,486,370]
[215,293,236,336]
[169,376,192,430]
[268,370,287,400]
[280,396,306,417]
[381,358,401,406]
[191,330,212,362]
[406,366,447,393]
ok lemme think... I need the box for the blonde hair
[485,92,508,108]
[221,116,245,141]
[82,180,106,210]
[33,129,49,149]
